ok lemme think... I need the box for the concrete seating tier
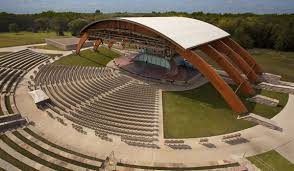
[0,129,102,170]
[0,49,49,71]
[0,51,164,170]
[0,52,106,170]
[0,49,50,132]
[34,64,161,145]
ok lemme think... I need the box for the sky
[0,0,294,14]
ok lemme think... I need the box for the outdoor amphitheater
[0,17,294,171]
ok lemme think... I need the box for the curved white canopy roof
[120,17,230,50]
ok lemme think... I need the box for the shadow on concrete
[167,144,192,150]
[224,137,250,145]
[201,143,216,148]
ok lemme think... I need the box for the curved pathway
[0,43,71,56]
[3,43,292,166]
[14,63,294,167]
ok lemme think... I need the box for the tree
[50,17,68,36]
[95,9,102,14]
[68,18,88,36]
[34,17,49,32]
[273,22,294,51]
[8,23,19,33]
[233,27,254,49]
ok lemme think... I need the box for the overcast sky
[0,0,294,14]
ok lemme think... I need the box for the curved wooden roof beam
[77,17,251,114]
[198,44,255,95]
[76,32,89,54]
[93,38,103,51]
[210,40,259,83]
[222,37,263,75]
[108,39,116,49]
[176,47,248,114]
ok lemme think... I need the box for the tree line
[0,10,293,51]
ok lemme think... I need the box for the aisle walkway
[0,43,71,55]
[6,43,294,167]
[15,64,294,167]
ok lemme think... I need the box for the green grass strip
[0,147,37,171]
[13,131,100,170]
[0,134,72,171]
[53,47,120,67]
[24,128,103,162]
[117,162,239,170]
[248,150,294,171]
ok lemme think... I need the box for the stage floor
[114,55,197,81]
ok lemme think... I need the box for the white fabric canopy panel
[120,17,230,50]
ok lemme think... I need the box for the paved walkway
[14,64,294,167]
[0,43,71,56]
[276,141,294,163]
[5,43,293,166]
[0,43,46,52]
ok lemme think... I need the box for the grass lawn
[163,83,288,138]
[249,49,294,82]
[248,150,294,171]
[0,32,71,48]
[31,44,65,51]
[54,47,120,67]
[198,48,294,82]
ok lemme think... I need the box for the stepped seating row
[0,119,27,133]
[0,50,241,170]
[0,50,50,132]
[0,68,25,95]
[0,127,102,170]
[65,112,158,138]
[40,73,131,113]
[0,50,151,170]
[79,107,157,126]
[0,49,49,71]
[70,110,155,133]
[33,64,160,142]
[0,127,241,170]
[34,64,115,86]
[0,50,105,170]
[79,82,160,139]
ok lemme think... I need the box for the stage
[114,54,198,82]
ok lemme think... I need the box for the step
[238,113,282,132]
